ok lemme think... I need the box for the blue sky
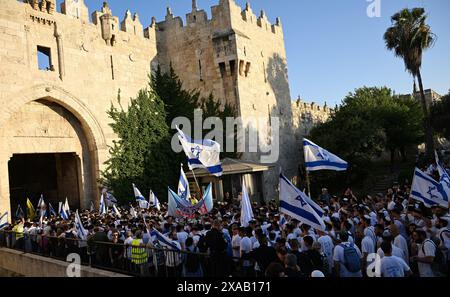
[62,0,450,106]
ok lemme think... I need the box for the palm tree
[384,8,436,159]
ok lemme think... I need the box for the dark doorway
[8,153,81,213]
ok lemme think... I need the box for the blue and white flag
[178,164,191,202]
[63,198,70,215]
[240,180,254,227]
[303,138,348,171]
[0,212,8,229]
[99,195,107,215]
[133,184,150,209]
[130,205,138,218]
[150,228,181,251]
[149,190,161,211]
[37,194,44,210]
[436,152,450,205]
[113,204,121,217]
[411,168,448,208]
[168,188,204,218]
[279,174,326,231]
[60,205,69,220]
[75,210,88,240]
[48,203,57,217]
[176,126,223,177]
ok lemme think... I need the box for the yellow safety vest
[12,224,24,240]
[131,239,147,264]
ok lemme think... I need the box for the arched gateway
[0,85,107,221]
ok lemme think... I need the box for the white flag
[240,179,254,227]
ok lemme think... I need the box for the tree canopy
[431,91,450,139]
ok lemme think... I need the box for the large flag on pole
[168,188,205,218]
[176,126,223,177]
[75,210,88,240]
[240,180,254,227]
[411,168,448,208]
[59,204,69,220]
[0,212,8,229]
[178,164,191,202]
[303,138,348,171]
[133,184,149,209]
[26,198,36,220]
[113,204,121,217]
[279,174,326,230]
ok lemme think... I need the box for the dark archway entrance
[8,153,81,212]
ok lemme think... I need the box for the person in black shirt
[297,236,323,277]
[249,235,278,276]
[204,220,230,277]
[284,254,302,277]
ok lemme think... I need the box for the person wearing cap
[379,241,412,277]
[377,230,405,260]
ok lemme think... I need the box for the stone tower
[156,0,297,200]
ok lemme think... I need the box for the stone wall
[0,247,127,277]
[0,0,158,216]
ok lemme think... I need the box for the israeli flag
[303,138,348,171]
[48,203,57,217]
[99,195,107,215]
[411,168,448,208]
[63,198,70,215]
[279,174,326,231]
[60,206,69,220]
[130,205,137,218]
[150,228,181,251]
[176,126,223,177]
[0,212,8,229]
[240,180,254,227]
[178,164,191,202]
[75,210,88,240]
[149,190,161,211]
[37,194,45,210]
[133,184,149,209]
[436,152,450,203]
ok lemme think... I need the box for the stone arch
[0,84,107,219]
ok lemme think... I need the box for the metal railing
[0,230,236,277]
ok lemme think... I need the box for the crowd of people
[0,164,449,278]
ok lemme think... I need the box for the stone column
[54,23,65,80]
[0,154,12,222]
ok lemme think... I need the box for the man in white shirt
[379,241,412,277]
[176,224,188,250]
[412,230,436,277]
[239,227,253,276]
[361,227,375,272]
[333,232,363,277]
[389,223,409,263]
[231,224,241,261]
[317,229,334,275]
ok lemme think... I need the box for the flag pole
[306,170,312,198]
[190,168,203,198]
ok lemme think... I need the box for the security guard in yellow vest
[131,231,148,265]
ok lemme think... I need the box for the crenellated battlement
[21,0,156,44]
[156,0,283,38]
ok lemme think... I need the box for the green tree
[431,92,450,139]
[384,8,436,159]
[309,87,423,186]
[101,88,171,203]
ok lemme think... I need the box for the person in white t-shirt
[376,231,405,259]
[411,230,436,277]
[379,241,412,277]
[239,227,253,276]
[317,229,334,275]
[389,223,409,263]
[333,232,363,277]
[231,224,241,262]
[360,227,375,271]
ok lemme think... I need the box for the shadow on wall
[266,54,300,182]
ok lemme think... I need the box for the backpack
[340,243,361,273]
[185,246,200,273]
[422,239,447,276]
